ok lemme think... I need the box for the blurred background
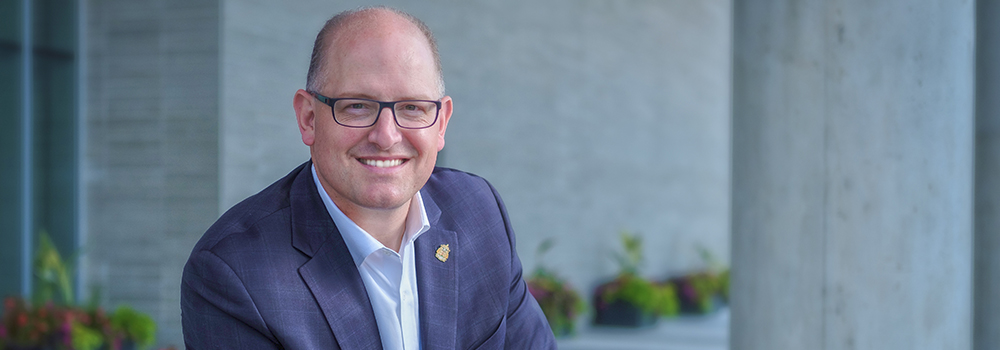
[2,0,996,349]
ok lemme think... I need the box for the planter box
[2,339,136,350]
[678,294,726,315]
[593,300,657,328]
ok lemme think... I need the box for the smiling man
[180,6,555,350]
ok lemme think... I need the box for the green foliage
[528,238,585,336]
[676,273,717,312]
[71,322,105,350]
[0,230,164,349]
[527,270,585,336]
[112,306,157,349]
[613,231,643,275]
[669,245,731,312]
[601,274,678,316]
[598,231,679,317]
[719,269,730,300]
[34,231,75,306]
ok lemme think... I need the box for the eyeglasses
[309,91,441,129]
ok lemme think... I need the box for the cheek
[410,132,443,155]
[315,127,363,155]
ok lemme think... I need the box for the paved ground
[556,308,729,350]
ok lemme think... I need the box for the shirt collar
[311,164,430,267]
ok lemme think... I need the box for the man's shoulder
[192,162,310,253]
[424,167,498,200]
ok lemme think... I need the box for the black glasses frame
[309,91,442,129]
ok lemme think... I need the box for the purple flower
[62,322,73,345]
[528,283,552,300]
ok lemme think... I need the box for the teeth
[361,159,403,168]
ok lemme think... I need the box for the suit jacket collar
[289,161,458,349]
[290,161,383,350]
[415,187,458,350]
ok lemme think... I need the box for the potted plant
[526,239,585,337]
[593,231,678,327]
[1,232,161,350]
[669,272,723,314]
[665,246,730,315]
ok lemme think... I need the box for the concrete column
[732,1,974,349]
[85,1,219,347]
[975,0,1000,349]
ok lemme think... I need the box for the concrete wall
[218,0,312,209]
[976,0,1000,348]
[219,0,732,300]
[84,0,219,346]
[732,1,974,349]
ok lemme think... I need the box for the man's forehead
[310,8,443,96]
[325,18,433,68]
[328,10,425,49]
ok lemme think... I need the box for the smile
[359,158,405,168]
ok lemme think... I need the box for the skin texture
[293,10,452,251]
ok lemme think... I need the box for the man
[181,6,555,350]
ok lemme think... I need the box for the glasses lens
[333,99,379,127]
[394,101,439,128]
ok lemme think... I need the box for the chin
[357,190,414,210]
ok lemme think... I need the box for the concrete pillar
[975,0,1000,349]
[85,1,220,346]
[732,1,974,349]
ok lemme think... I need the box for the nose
[368,107,403,150]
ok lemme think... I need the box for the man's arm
[486,181,558,349]
[182,249,281,350]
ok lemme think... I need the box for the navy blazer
[181,161,555,349]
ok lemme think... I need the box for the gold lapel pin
[435,244,450,262]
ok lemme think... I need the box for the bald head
[306,7,445,96]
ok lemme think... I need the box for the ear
[435,96,453,151]
[293,89,317,146]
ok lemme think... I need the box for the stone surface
[731,1,828,348]
[976,0,1000,348]
[732,1,974,349]
[84,0,220,347]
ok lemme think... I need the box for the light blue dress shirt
[311,165,429,350]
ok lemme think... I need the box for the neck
[339,199,411,252]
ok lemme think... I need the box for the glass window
[0,0,24,299]
[32,0,78,261]
[0,0,77,299]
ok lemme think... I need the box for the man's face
[297,21,451,216]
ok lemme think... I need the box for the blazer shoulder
[425,167,495,197]
[192,162,310,253]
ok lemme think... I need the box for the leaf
[72,321,106,350]
[33,231,74,305]
[112,306,157,349]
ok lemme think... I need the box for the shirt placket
[399,239,419,350]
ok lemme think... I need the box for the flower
[527,269,585,336]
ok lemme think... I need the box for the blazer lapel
[290,162,383,350]
[416,191,458,350]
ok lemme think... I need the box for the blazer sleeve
[486,181,558,349]
[182,249,281,350]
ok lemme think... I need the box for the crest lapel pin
[435,244,450,262]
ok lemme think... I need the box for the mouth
[358,158,406,168]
